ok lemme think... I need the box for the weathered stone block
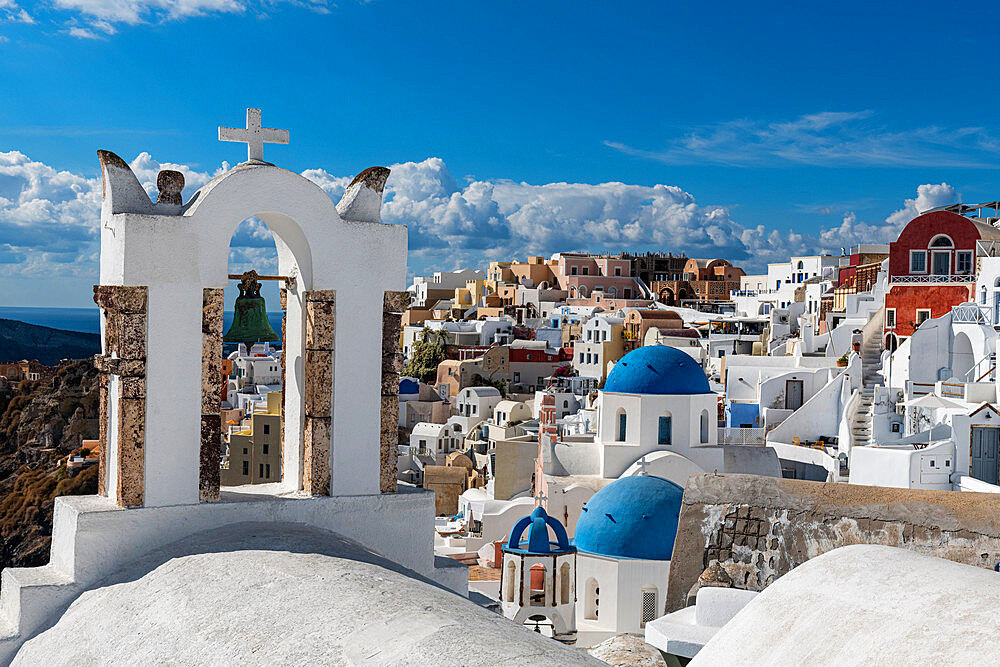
[305,300,335,351]
[201,350,222,413]
[303,416,331,496]
[117,397,145,507]
[279,287,287,311]
[381,371,400,396]
[303,350,333,417]
[199,415,221,502]
[202,288,224,335]
[305,289,336,303]
[94,284,148,313]
[98,375,108,497]
[380,395,398,494]
[118,313,147,360]
[383,290,409,314]
[382,352,403,374]
[120,376,146,400]
[382,316,402,355]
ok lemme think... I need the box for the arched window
[994,276,1000,288]
[578,286,589,298]
[641,587,658,627]
[658,413,672,445]
[504,560,517,603]
[617,410,627,442]
[560,561,571,604]
[929,235,954,248]
[796,260,804,270]
[529,564,547,606]
[700,410,710,444]
[607,286,617,298]
[585,578,600,620]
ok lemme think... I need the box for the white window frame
[885,308,896,329]
[910,250,927,274]
[956,250,973,274]
[916,308,932,325]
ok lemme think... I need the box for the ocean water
[0,306,284,338]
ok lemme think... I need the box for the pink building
[554,253,643,300]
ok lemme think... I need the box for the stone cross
[533,491,548,507]
[637,456,650,476]
[219,108,289,164]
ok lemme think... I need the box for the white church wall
[100,162,407,502]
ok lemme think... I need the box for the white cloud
[0,34,8,42]
[0,150,962,288]
[607,111,1000,168]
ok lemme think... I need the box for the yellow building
[221,391,282,486]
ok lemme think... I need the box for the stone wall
[199,288,223,502]
[93,284,148,508]
[380,291,408,493]
[302,290,335,495]
[666,473,1000,612]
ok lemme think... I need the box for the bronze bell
[224,271,281,348]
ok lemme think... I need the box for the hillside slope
[0,318,100,365]
[0,360,99,567]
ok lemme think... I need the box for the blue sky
[2,0,1000,307]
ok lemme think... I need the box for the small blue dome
[603,345,710,395]
[399,378,419,395]
[574,475,684,560]
[505,506,574,555]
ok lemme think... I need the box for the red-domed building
[885,209,1000,345]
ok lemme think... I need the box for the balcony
[717,427,766,446]
[952,302,992,325]
[889,274,973,284]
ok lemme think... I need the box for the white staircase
[851,336,884,448]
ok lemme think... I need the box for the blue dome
[505,506,574,555]
[603,345,710,395]
[399,378,419,395]
[574,475,684,560]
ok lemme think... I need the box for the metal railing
[717,427,766,446]
[890,274,974,284]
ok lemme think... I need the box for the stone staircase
[851,337,884,448]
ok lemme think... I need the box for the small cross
[533,491,548,506]
[219,108,289,164]
[637,456,650,476]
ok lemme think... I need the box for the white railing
[890,274,974,284]
[718,427,766,446]
[977,240,1000,257]
[952,302,992,324]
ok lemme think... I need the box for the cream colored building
[221,391,282,486]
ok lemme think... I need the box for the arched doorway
[953,332,975,381]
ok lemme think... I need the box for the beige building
[220,391,282,486]
[424,452,482,515]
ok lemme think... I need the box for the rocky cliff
[0,318,100,365]
[0,359,99,568]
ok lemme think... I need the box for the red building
[885,210,1000,343]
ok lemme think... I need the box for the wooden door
[785,380,804,410]
[971,426,999,485]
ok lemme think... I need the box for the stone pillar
[381,291,408,493]
[97,373,108,496]
[93,285,148,508]
[199,288,223,502]
[302,290,335,495]
[279,287,287,477]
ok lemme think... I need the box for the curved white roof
[693,544,1000,665]
[13,524,596,666]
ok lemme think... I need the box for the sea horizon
[0,306,284,338]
